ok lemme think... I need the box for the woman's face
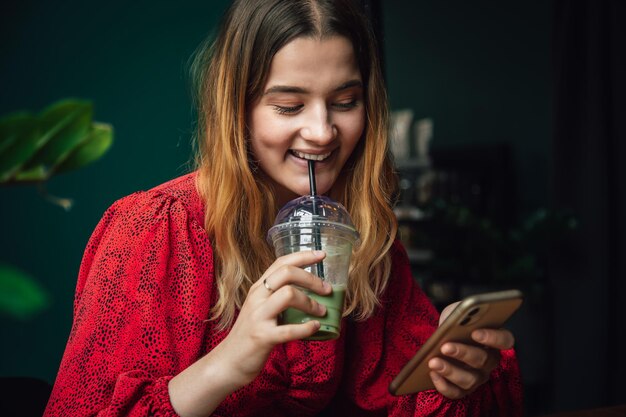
[248,35,365,206]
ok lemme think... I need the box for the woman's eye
[333,99,358,111]
[273,104,303,115]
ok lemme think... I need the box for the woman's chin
[273,177,335,206]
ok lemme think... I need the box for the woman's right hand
[220,249,331,384]
[169,250,330,417]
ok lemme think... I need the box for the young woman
[45,0,522,416]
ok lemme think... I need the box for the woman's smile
[289,149,333,162]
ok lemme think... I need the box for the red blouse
[44,173,523,416]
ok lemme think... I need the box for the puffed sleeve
[44,190,215,416]
[336,241,523,416]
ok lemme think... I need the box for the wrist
[168,344,247,417]
[200,346,249,394]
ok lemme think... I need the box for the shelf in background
[394,206,428,221]
[406,248,433,264]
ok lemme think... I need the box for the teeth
[292,150,331,161]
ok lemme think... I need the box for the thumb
[439,301,460,326]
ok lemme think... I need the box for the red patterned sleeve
[338,241,524,416]
[44,190,215,417]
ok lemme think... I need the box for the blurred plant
[413,199,578,285]
[0,98,113,319]
[0,264,50,320]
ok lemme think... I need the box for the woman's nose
[300,107,336,145]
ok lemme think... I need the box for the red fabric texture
[44,173,523,416]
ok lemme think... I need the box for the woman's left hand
[428,302,516,400]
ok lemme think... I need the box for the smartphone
[388,289,523,396]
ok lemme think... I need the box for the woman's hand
[220,250,331,385]
[428,302,516,400]
[169,250,329,417]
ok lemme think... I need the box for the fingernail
[318,303,327,315]
[312,320,321,329]
[474,330,487,342]
[441,344,457,356]
[429,359,444,372]
[313,250,325,257]
[322,280,331,290]
[430,371,442,382]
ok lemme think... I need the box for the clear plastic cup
[267,195,359,340]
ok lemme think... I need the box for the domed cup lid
[267,195,359,244]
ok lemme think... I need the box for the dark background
[1,0,624,415]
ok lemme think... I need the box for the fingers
[270,320,322,344]
[440,342,490,369]
[438,330,513,372]
[430,371,465,400]
[262,250,326,281]
[263,284,327,319]
[429,356,488,400]
[432,335,507,399]
[259,264,331,298]
[472,328,515,350]
[257,251,330,296]
[245,251,332,343]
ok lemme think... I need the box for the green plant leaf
[54,122,113,174]
[0,98,113,185]
[0,112,42,182]
[12,165,47,181]
[0,263,50,320]
[21,99,93,174]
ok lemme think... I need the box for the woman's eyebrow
[263,79,363,96]
[264,85,308,95]
[334,79,363,91]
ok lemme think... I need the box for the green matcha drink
[267,195,359,341]
[281,286,346,340]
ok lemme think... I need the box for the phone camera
[461,308,480,325]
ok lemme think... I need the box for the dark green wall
[0,0,230,383]
[381,1,552,212]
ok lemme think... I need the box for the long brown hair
[191,0,398,328]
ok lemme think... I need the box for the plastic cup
[267,195,359,340]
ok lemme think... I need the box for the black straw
[308,160,317,196]
[308,160,325,279]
